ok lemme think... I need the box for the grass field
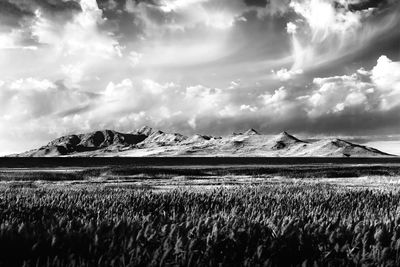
[1,161,400,266]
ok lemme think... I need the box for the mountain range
[10,126,396,157]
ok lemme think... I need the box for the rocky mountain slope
[12,126,396,157]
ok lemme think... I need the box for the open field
[1,160,400,266]
[2,159,400,180]
[2,157,400,168]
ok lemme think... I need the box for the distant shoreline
[1,157,400,168]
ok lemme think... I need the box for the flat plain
[1,158,400,266]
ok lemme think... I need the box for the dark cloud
[5,0,82,14]
[96,0,158,11]
[347,0,389,11]
[0,1,32,17]
[295,107,400,136]
[32,0,81,13]
[97,0,123,11]
[56,104,93,118]
[0,1,33,28]
[0,0,82,31]
[96,0,169,42]
[189,105,400,137]
[96,4,146,43]
[244,0,267,7]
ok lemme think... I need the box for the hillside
[11,127,395,157]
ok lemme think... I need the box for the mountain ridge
[10,126,396,157]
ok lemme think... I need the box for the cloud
[0,0,131,92]
[243,0,267,7]
[0,0,83,49]
[129,51,143,67]
[273,68,303,81]
[285,0,400,71]
[346,0,392,11]
[0,78,91,121]
[286,22,297,34]
[306,55,400,117]
[61,63,85,87]
[0,0,82,32]
[258,86,301,118]
[0,77,96,154]
[158,0,209,12]
[121,0,292,37]
[370,55,400,109]
[34,0,82,13]
[267,0,291,15]
[246,0,291,17]
[0,0,122,57]
[260,86,288,105]
[0,29,38,50]
[371,55,400,92]
[0,1,34,29]
[240,104,258,112]
[306,74,373,117]
[115,0,255,69]
[32,0,122,57]
[290,0,363,42]
[124,0,246,35]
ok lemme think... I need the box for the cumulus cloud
[306,55,400,117]
[286,22,297,34]
[258,86,302,118]
[240,104,258,112]
[306,74,373,117]
[158,0,209,13]
[371,55,400,92]
[370,55,400,109]
[273,68,303,81]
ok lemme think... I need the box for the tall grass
[1,184,400,266]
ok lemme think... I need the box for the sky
[0,0,400,155]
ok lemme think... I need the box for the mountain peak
[243,128,260,135]
[272,132,305,150]
[278,131,303,140]
[133,126,154,136]
[279,131,292,136]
